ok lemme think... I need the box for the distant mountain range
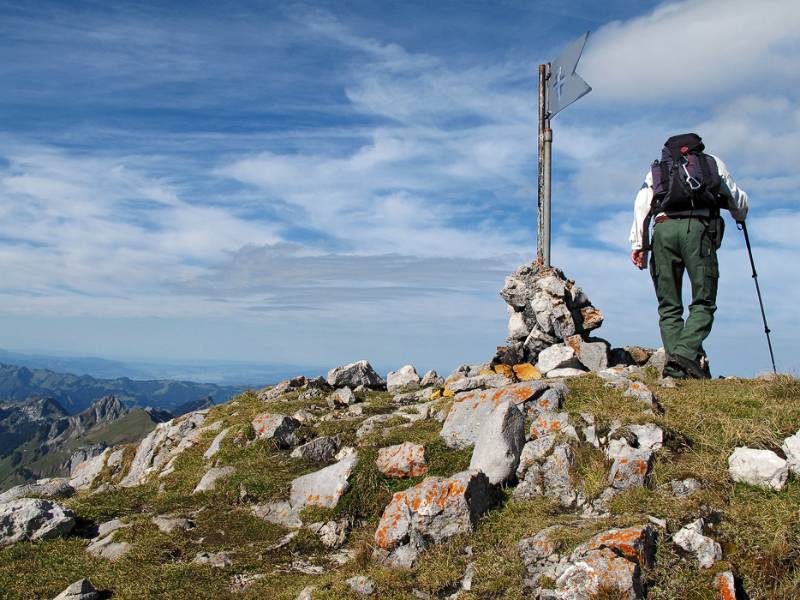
[0,348,322,386]
[0,394,171,490]
[0,363,249,415]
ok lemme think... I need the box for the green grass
[2,376,800,599]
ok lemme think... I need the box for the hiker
[630,133,748,379]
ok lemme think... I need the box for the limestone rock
[251,413,301,448]
[327,360,385,389]
[728,447,788,491]
[87,534,131,561]
[69,450,109,491]
[645,347,667,374]
[468,401,525,485]
[193,550,233,568]
[440,382,552,449]
[623,380,657,407]
[120,410,208,487]
[673,519,721,569]
[52,579,100,600]
[356,414,397,440]
[529,411,577,440]
[328,387,356,408]
[346,575,376,596]
[670,478,702,497]
[376,442,427,478]
[152,515,195,534]
[565,335,610,372]
[251,501,302,528]
[627,423,664,452]
[296,586,316,600]
[512,363,542,381]
[556,546,643,599]
[536,345,580,374]
[309,520,349,548]
[204,427,230,460]
[715,571,738,600]
[547,367,588,378]
[608,446,654,490]
[193,466,235,493]
[374,471,495,567]
[0,478,75,504]
[0,498,75,547]
[289,452,358,510]
[291,435,341,463]
[508,311,530,341]
[387,365,421,392]
[258,375,307,401]
[446,374,513,394]
[420,370,444,387]
[781,430,800,476]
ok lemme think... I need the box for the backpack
[650,133,722,214]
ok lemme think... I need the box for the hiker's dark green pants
[649,218,718,363]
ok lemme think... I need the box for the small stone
[346,575,376,596]
[627,423,663,452]
[193,551,233,568]
[309,520,348,548]
[251,501,302,528]
[673,519,721,569]
[715,571,738,600]
[376,442,427,478]
[420,370,444,387]
[624,380,656,406]
[625,346,653,365]
[52,579,100,600]
[646,347,667,374]
[152,515,195,534]
[728,447,788,490]
[513,363,542,381]
[546,367,587,378]
[193,466,235,493]
[670,478,702,498]
[251,413,301,448]
[387,365,421,392]
[86,535,131,561]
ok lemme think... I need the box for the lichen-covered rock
[555,546,643,599]
[374,471,495,567]
[376,442,427,478]
[623,380,657,407]
[608,446,654,490]
[446,374,513,394]
[529,411,577,440]
[440,382,551,449]
[387,365,421,392]
[309,519,349,548]
[289,451,358,510]
[728,447,788,491]
[468,401,525,485]
[715,571,738,600]
[251,413,301,448]
[0,498,75,547]
[327,360,385,389]
[670,478,702,497]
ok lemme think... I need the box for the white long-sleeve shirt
[629,154,749,250]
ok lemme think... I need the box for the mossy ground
[1,375,799,599]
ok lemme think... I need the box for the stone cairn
[494,263,617,376]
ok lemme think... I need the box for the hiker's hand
[631,249,646,269]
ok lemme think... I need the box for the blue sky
[0,0,798,378]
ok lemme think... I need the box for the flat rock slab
[0,479,75,504]
[728,447,788,490]
[440,382,550,449]
[289,452,359,510]
[193,466,235,493]
[70,451,110,491]
[0,498,75,547]
[291,435,341,463]
[204,427,230,460]
[87,535,131,561]
[152,515,195,534]
[193,551,233,568]
[376,442,427,478]
[251,501,303,528]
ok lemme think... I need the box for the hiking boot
[667,354,710,380]
[699,355,712,379]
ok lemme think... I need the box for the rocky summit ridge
[1,264,799,600]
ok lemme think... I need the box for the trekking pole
[737,221,777,374]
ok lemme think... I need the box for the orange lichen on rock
[493,364,515,379]
[376,442,427,479]
[512,363,542,381]
[716,572,737,600]
[587,525,656,567]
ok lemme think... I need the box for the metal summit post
[537,32,592,267]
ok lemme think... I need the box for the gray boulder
[536,345,581,374]
[52,579,100,600]
[327,360,385,389]
[420,370,444,387]
[328,387,356,408]
[673,519,721,569]
[0,498,75,547]
[468,401,525,485]
[251,413,300,448]
[387,365,421,392]
[290,435,341,463]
